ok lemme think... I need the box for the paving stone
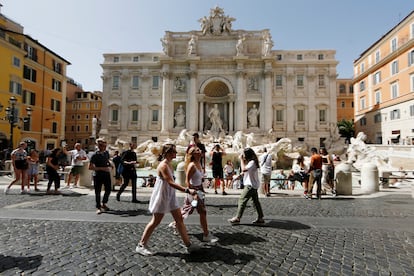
[0,189,413,274]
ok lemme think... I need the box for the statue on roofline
[198,6,236,36]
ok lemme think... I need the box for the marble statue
[199,16,210,35]
[345,132,395,172]
[236,35,245,56]
[323,122,346,155]
[160,37,168,55]
[176,129,191,146]
[174,77,185,92]
[208,104,223,132]
[198,5,235,36]
[174,105,185,128]
[263,33,274,56]
[247,104,259,128]
[248,77,258,90]
[188,35,197,56]
[222,15,235,33]
[246,132,258,148]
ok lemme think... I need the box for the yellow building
[0,11,26,151]
[0,9,70,152]
[65,78,102,151]
[353,10,414,145]
[336,79,354,122]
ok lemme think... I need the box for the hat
[96,138,107,143]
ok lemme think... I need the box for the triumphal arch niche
[160,5,275,138]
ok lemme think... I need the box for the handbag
[117,163,124,175]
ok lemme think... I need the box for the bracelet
[185,188,190,194]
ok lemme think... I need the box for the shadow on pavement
[206,203,238,209]
[0,254,43,273]
[207,232,265,246]
[229,220,311,230]
[264,219,311,230]
[157,246,255,264]
[105,209,150,217]
[27,191,86,197]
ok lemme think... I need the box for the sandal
[228,217,240,224]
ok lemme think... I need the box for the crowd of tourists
[2,135,338,255]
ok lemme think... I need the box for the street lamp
[0,96,32,149]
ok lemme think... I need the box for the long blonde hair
[158,144,176,161]
[184,146,199,171]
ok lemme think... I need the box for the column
[161,71,170,133]
[198,100,204,131]
[229,100,234,132]
[263,67,272,130]
[286,74,295,132]
[188,68,197,130]
[235,71,246,130]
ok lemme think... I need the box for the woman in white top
[228,148,264,225]
[224,159,234,189]
[5,142,28,194]
[136,144,199,256]
[180,146,218,243]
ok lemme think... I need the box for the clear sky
[2,0,413,92]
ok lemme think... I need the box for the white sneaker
[167,222,178,235]
[135,243,153,256]
[203,233,219,243]
[4,187,10,195]
[185,243,201,254]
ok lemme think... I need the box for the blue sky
[2,0,413,91]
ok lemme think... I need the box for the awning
[390,134,400,140]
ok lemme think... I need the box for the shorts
[212,167,223,179]
[15,159,28,170]
[225,172,234,180]
[261,174,271,183]
[28,163,39,176]
[70,166,83,176]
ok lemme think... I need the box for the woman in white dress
[135,144,199,256]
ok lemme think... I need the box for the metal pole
[9,106,14,149]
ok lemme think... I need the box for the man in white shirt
[66,143,88,188]
[259,147,272,196]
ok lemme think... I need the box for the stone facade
[100,6,338,147]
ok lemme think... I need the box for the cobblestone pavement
[0,177,413,275]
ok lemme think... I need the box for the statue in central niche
[208,104,223,132]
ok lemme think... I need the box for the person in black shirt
[89,138,113,214]
[112,150,122,187]
[186,133,207,173]
[210,144,227,195]
[116,142,139,203]
[45,147,62,195]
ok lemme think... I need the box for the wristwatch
[185,188,190,194]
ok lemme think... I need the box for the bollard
[176,161,186,187]
[361,162,379,194]
[5,160,14,178]
[381,171,391,188]
[79,160,93,188]
[334,162,352,195]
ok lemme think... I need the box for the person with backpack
[259,147,272,196]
